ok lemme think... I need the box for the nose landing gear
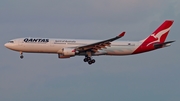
[20,52,24,59]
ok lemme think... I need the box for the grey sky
[0,0,180,101]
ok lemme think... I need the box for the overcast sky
[0,0,180,101]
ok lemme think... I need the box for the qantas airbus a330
[5,20,174,65]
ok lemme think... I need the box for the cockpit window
[8,41,14,43]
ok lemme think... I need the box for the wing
[76,32,125,52]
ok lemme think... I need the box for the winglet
[118,32,125,37]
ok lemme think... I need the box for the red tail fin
[133,20,174,54]
[141,20,174,46]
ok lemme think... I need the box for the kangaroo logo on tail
[146,26,172,46]
[133,20,174,54]
[141,20,174,46]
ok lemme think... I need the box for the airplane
[4,20,174,65]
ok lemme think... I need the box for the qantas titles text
[24,38,49,43]
[23,38,76,43]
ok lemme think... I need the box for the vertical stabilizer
[133,20,174,54]
[140,20,174,46]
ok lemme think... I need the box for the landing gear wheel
[20,52,23,59]
[91,59,95,63]
[84,58,88,62]
[88,61,92,65]
[20,55,24,59]
[84,52,96,65]
[87,59,95,65]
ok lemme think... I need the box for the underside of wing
[76,32,125,53]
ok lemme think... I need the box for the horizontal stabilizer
[154,40,175,48]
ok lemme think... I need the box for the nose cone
[4,42,18,51]
[4,43,11,48]
[4,43,8,48]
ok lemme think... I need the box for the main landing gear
[83,52,95,65]
[20,52,24,59]
[83,56,95,65]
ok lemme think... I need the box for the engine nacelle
[62,48,76,56]
[58,54,71,59]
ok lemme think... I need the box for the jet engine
[58,54,71,59]
[62,48,76,56]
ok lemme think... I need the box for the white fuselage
[4,20,174,64]
[5,38,141,56]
